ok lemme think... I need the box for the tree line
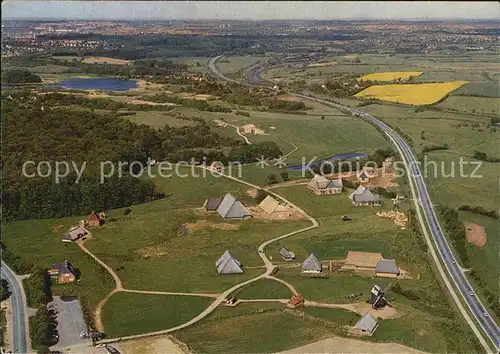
[1,69,42,84]
[2,90,281,221]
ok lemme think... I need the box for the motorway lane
[1,261,28,354]
[209,56,500,351]
[344,108,500,350]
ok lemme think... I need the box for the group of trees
[141,93,231,113]
[437,205,469,267]
[1,69,42,84]
[457,205,499,219]
[53,58,187,79]
[30,305,58,353]
[2,91,281,220]
[472,151,500,163]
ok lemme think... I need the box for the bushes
[422,143,449,154]
[1,69,42,84]
[407,208,428,252]
[392,282,420,300]
[29,305,58,353]
[24,268,52,308]
[437,205,469,267]
[255,189,270,203]
[472,151,500,163]
[372,187,397,199]
[235,110,251,117]
[458,205,499,219]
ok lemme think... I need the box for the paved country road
[1,261,28,354]
[209,55,500,353]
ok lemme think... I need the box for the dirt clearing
[307,61,337,68]
[249,206,305,221]
[179,93,213,101]
[116,335,189,354]
[277,94,306,102]
[327,167,399,189]
[82,57,131,65]
[464,222,487,247]
[281,336,426,354]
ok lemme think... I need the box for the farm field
[452,81,500,97]
[358,71,423,82]
[381,114,499,158]
[354,81,468,105]
[423,151,500,210]
[435,95,499,116]
[101,292,212,337]
[174,308,341,353]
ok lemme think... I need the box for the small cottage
[375,259,400,278]
[307,174,343,195]
[204,197,223,212]
[61,226,88,243]
[348,185,381,206]
[352,313,378,336]
[216,193,252,220]
[287,293,305,308]
[216,250,244,275]
[49,260,77,284]
[302,253,322,274]
[279,247,296,261]
[87,211,102,227]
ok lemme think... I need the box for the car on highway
[484,313,489,317]
[469,292,474,296]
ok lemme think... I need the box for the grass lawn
[436,95,499,116]
[232,279,293,299]
[101,292,213,337]
[123,111,198,129]
[382,115,499,157]
[303,307,360,326]
[174,309,340,353]
[424,151,500,210]
[459,211,500,303]
[1,218,115,325]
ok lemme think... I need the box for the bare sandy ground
[464,222,487,247]
[115,335,189,354]
[279,336,427,354]
[82,57,131,65]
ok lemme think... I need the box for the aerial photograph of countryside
[0,1,499,354]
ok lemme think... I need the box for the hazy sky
[2,1,499,21]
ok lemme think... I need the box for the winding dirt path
[83,165,318,344]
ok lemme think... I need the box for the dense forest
[1,69,42,84]
[1,89,281,221]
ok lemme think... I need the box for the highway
[209,55,500,352]
[1,261,28,354]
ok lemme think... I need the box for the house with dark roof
[61,226,88,243]
[375,259,400,278]
[287,293,305,308]
[216,193,252,220]
[279,247,296,261]
[348,185,381,206]
[87,211,102,227]
[302,253,322,274]
[352,313,378,336]
[49,260,77,284]
[307,174,343,195]
[215,250,243,275]
[204,197,223,211]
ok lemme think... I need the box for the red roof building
[87,211,101,227]
[287,293,305,308]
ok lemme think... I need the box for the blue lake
[58,78,138,91]
[287,152,368,171]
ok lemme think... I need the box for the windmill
[371,282,393,309]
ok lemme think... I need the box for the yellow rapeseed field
[359,71,423,82]
[354,81,468,105]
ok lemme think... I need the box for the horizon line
[2,17,499,21]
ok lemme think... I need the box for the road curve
[209,55,499,352]
[1,261,29,354]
